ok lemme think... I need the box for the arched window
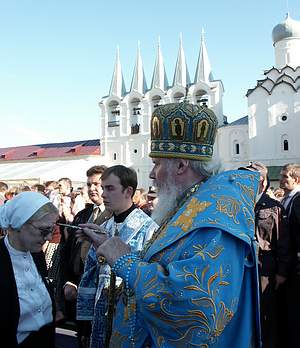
[173,92,184,103]
[108,100,120,127]
[233,140,240,156]
[151,95,162,110]
[281,134,289,152]
[286,52,291,65]
[195,89,209,106]
[130,98,142,134]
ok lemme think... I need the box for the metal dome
[272,13,300,44]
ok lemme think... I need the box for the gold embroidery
[193,243,224,260]
[235,181,255,207]
[214,195,240,224]
[164,263,235,345]
[215,302,234,336]
[172,198,212,232]
[242,206,255,227]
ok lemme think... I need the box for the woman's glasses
[28,222,55,238]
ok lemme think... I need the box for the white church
[99,14,300,188]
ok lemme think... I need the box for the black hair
[101,165,137,197]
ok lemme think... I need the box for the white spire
[172,34,190,87]
[151,37,169,90]
[130,42,148,94]
[109,46,126,98]
[194,29,213,84]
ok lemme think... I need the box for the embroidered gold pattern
[213,195,240,224]
[110,171,258,347]
[138,242,234,346]
[172,198,212,232]
[193,243,225,260]
[150,260,235,346]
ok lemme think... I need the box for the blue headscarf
[0,191,50,230]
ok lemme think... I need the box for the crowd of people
[0,101,300,348]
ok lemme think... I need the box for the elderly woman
[0,191,58,348]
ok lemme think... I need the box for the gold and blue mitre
[149,102,218,160]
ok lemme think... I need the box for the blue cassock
[110,170,261,348]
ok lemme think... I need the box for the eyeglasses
[28,222,56,238]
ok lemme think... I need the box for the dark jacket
[60,204,111,286]
[55,203,111,319]
[0,238,55,348]
[255,192,290,277]
[61,204,94,285]
[285,191,300,274]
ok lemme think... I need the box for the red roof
[0,139,101,161]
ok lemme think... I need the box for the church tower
[99,35,225,188]
[273,13,300,69]
[247,14,300,167]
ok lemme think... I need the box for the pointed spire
[194,29,213,84]
[172,34,190,87]
[130,42,148,94]
[109,46,126,98]
[151,37,169,90]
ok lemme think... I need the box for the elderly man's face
[149,158,173,192]
[149,158,179,224]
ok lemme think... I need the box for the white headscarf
[0,191,50,230]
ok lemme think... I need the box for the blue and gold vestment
[110,170,261,348]
[76,208,158,348]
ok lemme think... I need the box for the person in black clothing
[56,165,111,348]
[279,163,300,348]
[240,162,290,348]
[75,165,158,348]
[0,192,58,348]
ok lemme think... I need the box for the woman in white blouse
[0,191,58,348]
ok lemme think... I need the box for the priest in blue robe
[84,102,261,348]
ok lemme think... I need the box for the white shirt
[4,236,53,343]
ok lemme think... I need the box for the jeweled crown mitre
[149,102,218,160]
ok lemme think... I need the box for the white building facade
[99,34,225,188]
[99,15,300,188]
[247,13,300,170]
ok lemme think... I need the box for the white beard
[151,184,180,226]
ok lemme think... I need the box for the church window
[108,100,120,127]
[195,89,209,106]
[281,134,289,152]
[152,95,162,109]
[113,153,117,160]
[281,114,288,122]
[173,92,184,103]
[134,149,137,153]
[130,98,141,134]
[233,140,240,156]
